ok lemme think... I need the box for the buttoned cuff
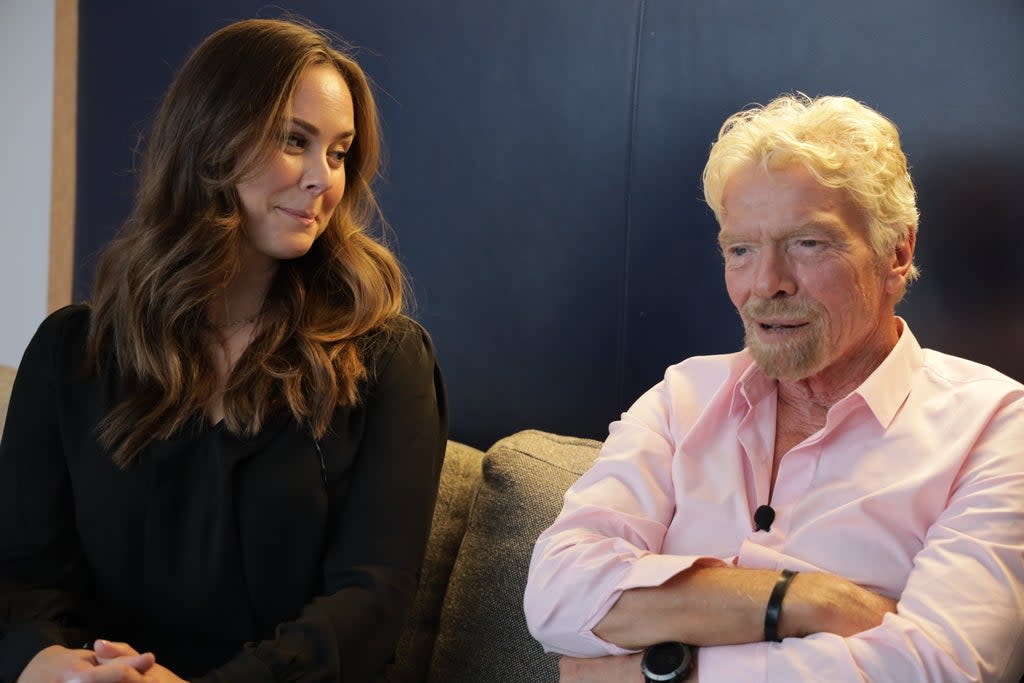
[698,641,768,682]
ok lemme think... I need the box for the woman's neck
[210,258,278,327]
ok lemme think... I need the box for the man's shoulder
[659,349,754,400]
[918,347,1024,393]
[666,349,753,378]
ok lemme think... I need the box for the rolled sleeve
[525,379,723,656]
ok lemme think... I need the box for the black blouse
[0,305,447,682]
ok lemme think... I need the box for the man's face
[718,163,902,382]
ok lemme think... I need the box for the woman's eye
[329,149,348,163]
[286,133,307,149]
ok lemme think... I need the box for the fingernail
[95,639,108,646]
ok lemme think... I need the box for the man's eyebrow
[717,221,844,247]
[717,232,742,248]
[794,221,845,239]
[292,117,355,141]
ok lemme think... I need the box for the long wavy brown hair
[87,18,404,466]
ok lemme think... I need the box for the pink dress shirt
[524,321,1024,682]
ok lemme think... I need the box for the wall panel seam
[616,0,647,412]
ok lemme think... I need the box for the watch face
[641,641,691,679]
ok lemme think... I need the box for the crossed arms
[524,356,1024,682]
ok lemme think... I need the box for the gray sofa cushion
[428,430,601,683]
[393,440,485,682]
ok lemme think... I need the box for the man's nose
[752,246,796,299]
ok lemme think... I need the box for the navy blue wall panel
[623,0,1024,404]
[76,1,1024,448]
[77,1,641,448]
[338,2,643,447]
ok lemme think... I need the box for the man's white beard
[741,298,827,380]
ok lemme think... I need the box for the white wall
[0,0,56,367]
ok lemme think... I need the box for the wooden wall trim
[48,0,78,311]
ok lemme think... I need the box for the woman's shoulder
[381,314,432,342]
[15,304,92,378]
[30,304,91,352]
[42,303,91,329]
[363,315,439,377]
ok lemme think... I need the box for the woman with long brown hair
[0,18,446,683]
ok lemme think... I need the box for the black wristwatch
[640,641,694,682]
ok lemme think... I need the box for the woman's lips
[277,206,316,225]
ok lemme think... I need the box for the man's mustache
[742,298,821,319]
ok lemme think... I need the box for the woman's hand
[93,642,186,683]
[558,653,644,682]
[17,643,154,683]
[138,664,185,683]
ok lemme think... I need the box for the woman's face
[235,63,355,272]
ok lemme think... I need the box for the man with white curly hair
[525,94,1024,682]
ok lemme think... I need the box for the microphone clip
[754,504,775,532]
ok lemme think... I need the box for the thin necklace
[217,297,263,328]
[216,312,261,328]
[215,310,260,364]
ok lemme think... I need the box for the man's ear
[885,224,916,295]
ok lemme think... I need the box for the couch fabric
[392,439,487,680]
[425,430,601,683]
[0,365,15,436]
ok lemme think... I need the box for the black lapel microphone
[754,504,775,532]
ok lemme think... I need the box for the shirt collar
[850,317,922,428]
[729,317,923,428]
[732,349,774,415]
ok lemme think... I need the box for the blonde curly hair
[703,93,919,283]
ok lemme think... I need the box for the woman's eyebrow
[291,117,355,141]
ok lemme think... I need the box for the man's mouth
[759,322,808,330]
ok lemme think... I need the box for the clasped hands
[18,640,186,683]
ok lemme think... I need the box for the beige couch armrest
[393,439,485,681]
[0,364,16,436]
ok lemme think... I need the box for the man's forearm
[593,564,778,648]
[593,564,896,650]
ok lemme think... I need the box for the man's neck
[775,316,901,417]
